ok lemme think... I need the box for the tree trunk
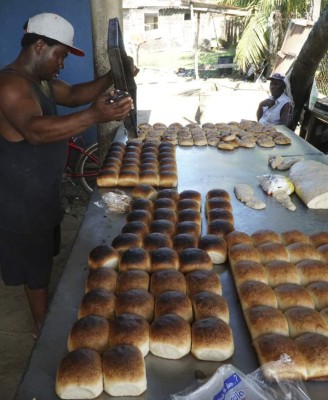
[291,5,328,127]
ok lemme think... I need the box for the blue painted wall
[0,0,97,142]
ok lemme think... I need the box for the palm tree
[217,0,313,73]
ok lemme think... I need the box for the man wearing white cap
[257,72,294,128]
[0,13,133,339]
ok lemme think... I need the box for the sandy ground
[0,71,269,399]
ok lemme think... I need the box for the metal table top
[16,127,328,400]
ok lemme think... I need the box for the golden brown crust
[207,219,235,238]
[232,260,267,286]
[88,245,119,270]
[86,267,118,293]
[206,189,231,201]
[143,232,173,251]
[228,243,261,268]
[149,314,191,359]
[131,184,157,200]
[284,306,328,338]
[173,233,198,252]
[253,334,307,380]
[154,290,193,322]
[309,231,328,248]
[244,305,288,340]
[111,233,143,253]
[119,247,150,272]
[115,289,154,322]
[237,281,277,310]
[251,229,281,246]
[102,345,146,396]
[296,259,328,285]
[150,247,179,271]
[179,190,202,204]
[318,244,328,264]
[280,230,309,246]
[108,314,150,357]
[116,270,150,293]
[287,243,321,264]
[78,288,116,320]
[191,317,234,361]
[265,260,300,287]
[274,283,315,310]
[307,281,328,310]
[121,221,149,238]
[257,242,290,265]
[185,270,222,296]
[56,348,103,399]
[198,234,227,264]
[178,248,213,273]
[192,291,229,323]
[150,270,186,296]
[152,207,177,224]
[225,231,253,248]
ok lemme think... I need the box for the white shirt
[259,92,292,125]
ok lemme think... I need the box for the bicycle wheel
[76,143,100,194]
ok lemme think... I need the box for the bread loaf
[281,230,309,246]
[264,260,300,287]
[237,281,277,310]
[251,229,281,246]
[284,306,328,338]
[116,270,150,293]
[198,234,227,264]
[78,288,116,320]
[150,247,179,271]
[150,314,191,359]
[86,267,117,293]
[88,245,119,270]
[102,345,147,396]
[185,270,222,296]
[296,259,328,285]
[115,289,154,322]
[111,233,143,253]
[306,281,328,310]
[192,291,229,323]
[119,247,150,272]
[150,269,186,296]
[178,248,212,273]
[232,260,267,286]
[56,348,103,399]
[154,290,193,322]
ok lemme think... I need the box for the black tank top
[0,68,67,233]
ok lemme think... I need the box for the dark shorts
[0,225,61,289]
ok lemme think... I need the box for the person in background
[0,13,133,339]
[257,72,294,128]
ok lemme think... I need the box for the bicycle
[63,136,100,194]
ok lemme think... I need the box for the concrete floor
[0,71,269,399]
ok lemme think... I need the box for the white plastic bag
[93,189,131,213]
[257,174,294,195]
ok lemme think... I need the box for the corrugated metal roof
[274,19,314,75]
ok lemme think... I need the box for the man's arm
[52,71,114,107]
[0,73,132,144]
[257,98,275,121]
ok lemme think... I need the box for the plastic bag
[171,357,311,400]
[93,189,131,213]
[257,174,294,195]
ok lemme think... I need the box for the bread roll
[296,333,328,380]
[150,314,191,359]
[309,231,328,249]
[192,291,229,323]
[185,270,222,296]
[207,219,234,238]
[320,307,328,324]
[179,190,201,204]
[139,170,160,186]
[150,247,179,271]
[88,245,119,270]
[265,260,300,287]
[102,345,146,396]
[67,315,109,353]
[97,170,118,187]
[296,259,328,285]
[225,231,253,248]
[206,189,230,201]
[78,288,116,320]
[86,267,117,293]
[152,207,177,224]
[284,306,328,338]
[149,219,176,238]
[131,184,157,200]
[115,289,154,322]
[177,199,200,212]
[191,317,234,361]
[206,198,232,214]
[121,221,149,238]
[257,242,290,265]
[306,281,328,311]
[111,233,143,253]
[287,243,321,264]
[117,170,139,187]
[237,281,277,310]
[318,243,328,263]
[232,260,267,286]
[116,270,150,293]
[178,248,212,273]
[251,229,281,246]
[143,232,173,251]
[153,197,176,211]
[244,305,289,340]
[173,233,198,252]
[178,209,201,225]
[253,334,307,380]
[207,208,234,225]
[108,314,150,357]
[274,283,315,310]
[176,221,201,238]
[198,234,227,264]
[228,243,261,268]
[150,270,186,296]
[130,198,153,213]
[156,188,179,202]
[119,247,150,272]
[154,290,193,322]
[56,348,103,399]
[281,230,309,246]
[126,209,152,225]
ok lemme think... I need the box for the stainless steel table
[16,127,328,399]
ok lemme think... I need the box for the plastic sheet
[93,189,131,213]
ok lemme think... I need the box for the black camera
[106,89,130,104]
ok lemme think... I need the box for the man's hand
[259,98,275,109]
[91,94,133,123]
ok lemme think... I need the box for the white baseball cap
[26,13,84,56]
